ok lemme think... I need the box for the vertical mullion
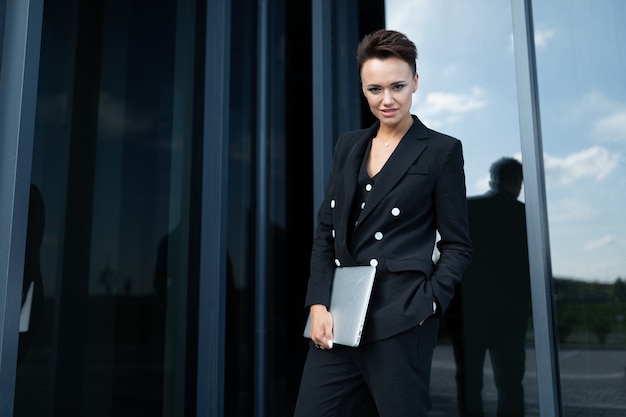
[255,1,269,416]
[196,0,230,416]
[510,0,562,416]
[311,0,333,228]
[0,0,44,415]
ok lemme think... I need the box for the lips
[380,108,398,117]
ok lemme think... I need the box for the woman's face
[360,57,418,129]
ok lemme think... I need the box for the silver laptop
[303,265,376,347]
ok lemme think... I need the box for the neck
[376,115,414,141]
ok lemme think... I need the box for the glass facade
[13,1,205,415]
[1,0,624,416]
[533,1,626,415]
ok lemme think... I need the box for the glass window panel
[224,0,256,414]
[532,1,626,415]
[14,1,203,416]
[225,1,314,416]
[265,3,314,416]
[386,1,539,416]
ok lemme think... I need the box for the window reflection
[14,1,202,416]
[449,158,531,417]
[533,1,626,415]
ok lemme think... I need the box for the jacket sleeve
[430,139,472,313]
[303,135,346,308]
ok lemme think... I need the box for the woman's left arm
[430,139,473,313]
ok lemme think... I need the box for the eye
[368,87,382,93]
[392,84,406,90]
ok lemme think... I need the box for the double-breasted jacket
[305,115,472,343]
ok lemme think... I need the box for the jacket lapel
[339,123,378,237]
[356,117,429,228]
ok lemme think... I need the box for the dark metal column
[0,0,44,414]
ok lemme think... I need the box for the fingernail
[328,340,333,349]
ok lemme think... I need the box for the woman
[294,29,472,416]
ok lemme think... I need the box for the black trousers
[294,318,439,417]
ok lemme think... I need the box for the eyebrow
[365,81,407,88]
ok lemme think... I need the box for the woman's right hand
[309,304,334,349]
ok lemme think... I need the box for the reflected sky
[386,0,626,283]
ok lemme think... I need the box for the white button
[374,232,383,240]
[369,259,378,267]
[335,259,341,266]
[330,200,336,208]
[365,184,372,191]
[391,207,400,216]
[331,229,336,238]
[361,202,366,209]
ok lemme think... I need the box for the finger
[323,325,334,346]
[320,332,333,348]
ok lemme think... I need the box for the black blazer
[305,116,472,343]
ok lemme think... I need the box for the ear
[413,72,419,92]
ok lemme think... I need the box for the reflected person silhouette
[448,157,531,417]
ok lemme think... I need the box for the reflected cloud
[584,235,620,251]
[565,91,626,143]
[534,28,556,48]
[415,87,487,127]
[473,175,490,194]
[547,196,598,222]
[32,92,156,139]
[98,92,154,136]
[594,110,626,142]
[544,145,619,187]
[509,28,555,51]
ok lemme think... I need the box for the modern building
[1,0,624,416]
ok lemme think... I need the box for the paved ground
[429,342,626,417]
[13,338,625,416]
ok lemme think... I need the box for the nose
[382,89,394,105]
